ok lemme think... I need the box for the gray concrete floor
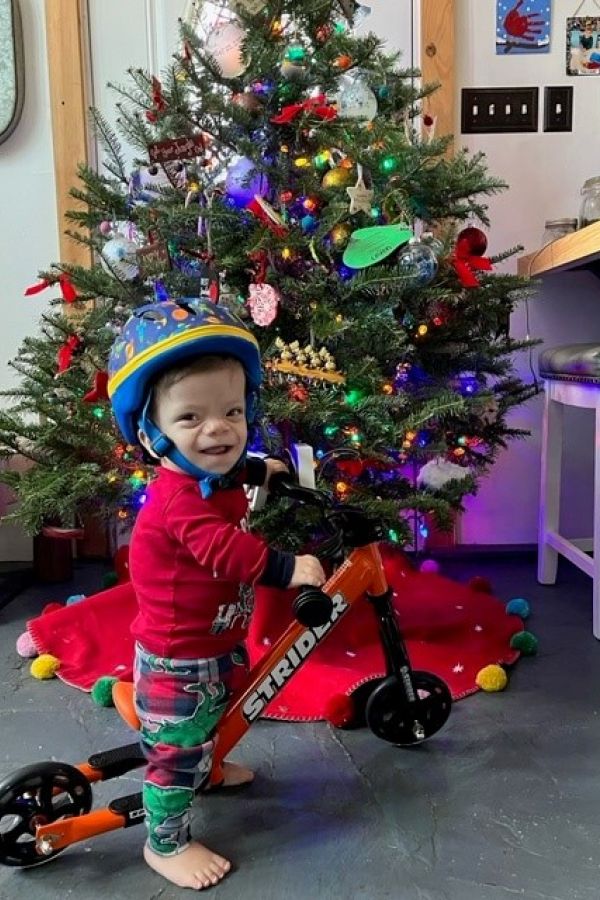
[0,556,599,900]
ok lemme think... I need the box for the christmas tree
[0,0,536,550]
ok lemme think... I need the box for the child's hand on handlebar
[288,555,326,588]
[263,458,291,490]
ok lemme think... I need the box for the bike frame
[34,541,390,855]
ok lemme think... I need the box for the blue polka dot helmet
[108,298,262,445]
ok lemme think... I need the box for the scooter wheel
[0,761,92,867]
[365,671,452,746]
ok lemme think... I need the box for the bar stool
[538,343,600,638]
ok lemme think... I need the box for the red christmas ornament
[337,458,365,477]
[456,227,488,257]
[453,228,493,288]
[288,384,309,403]
[315,23,333,43]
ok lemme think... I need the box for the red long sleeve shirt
[129,463,293,659]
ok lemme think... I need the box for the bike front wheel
[365,671,452,746]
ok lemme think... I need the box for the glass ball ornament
[205,21,247,79]
[225,156,270,208]
[330,223,352,249]
[279,59,308,81]
[336,74,378,122]
[101,234,139,281]
[280,44,309,81]
[232,91,263,113]
[420,231,444,258]
[396,239,438,287]
[322,166,354,189]
[456,226,487,257]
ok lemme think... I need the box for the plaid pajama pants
[134,641,247,855]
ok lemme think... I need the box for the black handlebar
[267,471,334,509]
[267,470,384,550]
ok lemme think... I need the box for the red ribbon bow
[83,371,109,403]
[25,274,78,303]
[146,76,167,123]
[271,95,337,125]
[452,249,493,289]
[57,335,83,375]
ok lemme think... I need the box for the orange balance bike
[0,476,452,868]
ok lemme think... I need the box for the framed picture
[496,1,551,54]
[566,16,600,74]
[0,0,25,145]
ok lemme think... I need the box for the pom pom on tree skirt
[468,576,493,594]
[475,664,507,692]
[417,458,470,490]
[506,598,531,619]
[42,601,64,616]
[510,631,538,655]
[30,654,60,680]
[16,631,37,658]
[91,676,119,707]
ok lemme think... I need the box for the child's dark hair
[149,354,245,418]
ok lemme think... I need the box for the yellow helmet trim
[107,324,260,397]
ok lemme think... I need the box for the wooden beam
[420,0,455,146]
[45,0,92,268]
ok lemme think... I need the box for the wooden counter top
[517,220,600,277]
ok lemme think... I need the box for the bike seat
[112,681,141,731]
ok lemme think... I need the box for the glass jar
[541,218,578,244]
[579,176,600,228]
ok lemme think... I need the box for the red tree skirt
[28,548,523,720]
[246,547,523,721]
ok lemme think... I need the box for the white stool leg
[538,386,563,585]
[593,405,600,639]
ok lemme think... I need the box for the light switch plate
[544,86,573,132]
[461,87,538,134]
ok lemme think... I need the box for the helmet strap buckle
[150,433,173,458]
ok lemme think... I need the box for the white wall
[457,0,600,544]
[88,0,185,170]
[0,0,59,560]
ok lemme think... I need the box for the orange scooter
[0,476,451,868]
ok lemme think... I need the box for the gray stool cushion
[539,344,600,384]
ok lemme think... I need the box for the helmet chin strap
[138,395,246,499]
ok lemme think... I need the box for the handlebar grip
[267,470,297,495]
[293,587,334,628]
[268,471,333,508]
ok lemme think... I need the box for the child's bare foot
[220,760,254,788]
[144,841,231,890]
